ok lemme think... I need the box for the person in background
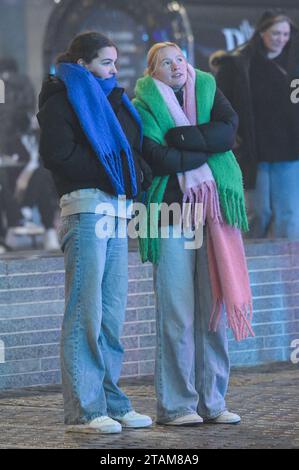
[5,111,60,251]
[216,10,299,239]
[0,58,35,156]
[0,169,18,253]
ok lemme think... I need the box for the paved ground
[0,362,298,449]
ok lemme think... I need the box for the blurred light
[50,64,56,75]
[181,48,187,58]
[54,0,61,4]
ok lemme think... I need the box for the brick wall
[0,239,298,390]
[228,241,299,366]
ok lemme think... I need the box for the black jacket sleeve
[136,150,153,190]
[165,88,239,153]
[38,96,102,182]
[216,59,236,106]
[142,137,209,176]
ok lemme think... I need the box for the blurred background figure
[0,168,19,253]
[7,112,60,251]
[0,58,35,156]
[0,58,59,252]
[215,10,299,239]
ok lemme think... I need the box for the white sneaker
[66,416,122,434]
[43,228,60,251]
[163,413,203,426]
[114,410,152,428]
[206,410,241,424]
[88,416,122,433]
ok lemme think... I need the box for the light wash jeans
[246,161,299,239]
[153,227,230,423]
[58,213,132,425]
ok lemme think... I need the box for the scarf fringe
[140,180,250,260]
[182,181,223,228]
[217,186,249,232]
[209,300,254,342]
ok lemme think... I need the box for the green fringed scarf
[133,69,248,264]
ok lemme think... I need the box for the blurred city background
[0,0,299,252]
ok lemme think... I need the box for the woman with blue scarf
[37,32,152,433]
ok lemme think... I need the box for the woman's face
[152,46,187,90]
[261,21,291,56]
[81,47,118,79]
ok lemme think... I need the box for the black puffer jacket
[216,33,299,189]
[37,76,152,199]
[142,87,238,206]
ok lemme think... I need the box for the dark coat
[216,33,299,189]
[142,87,239,207]
[37,76,152,199]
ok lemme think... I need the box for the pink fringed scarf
[154,65,254,341]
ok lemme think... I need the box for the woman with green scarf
[133,42,254,426]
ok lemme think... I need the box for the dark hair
[248,9,297,53]
[255,9,294,34]
[56,31,117,65]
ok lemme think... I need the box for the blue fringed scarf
[56,63,142,197]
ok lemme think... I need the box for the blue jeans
[153,227,230,423]
[246,161,299,239]
[58,213,132,425]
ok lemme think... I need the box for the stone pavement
[0,362,298,449]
